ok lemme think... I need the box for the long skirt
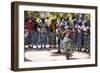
[38,32,48,45]
[83,33,90,50]
[24,31,32,45]
[48,32,56,45]
[24,36,30,45]
[24,31,29,45]
[24,31,38,45]
[31,31,38,45]
[62,37,75,53]
[75,32,83,49]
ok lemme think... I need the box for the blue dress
[30,21,39,46]
[38,22,48,45]
[31,31,38,45]
[75,31,83,49]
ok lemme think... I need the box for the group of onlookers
[24,13,90,54]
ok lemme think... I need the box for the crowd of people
[24,13,90,54]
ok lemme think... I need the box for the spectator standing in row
[38,17,49,48]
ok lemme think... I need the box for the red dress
[25,21,32,32]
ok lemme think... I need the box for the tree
[24,11,40,18]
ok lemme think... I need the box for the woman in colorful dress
[62,28,75,60]
[82,21,90,53]
[75,25,83,51]
[38,17,49,48]
[31,17,39,48]
[48,19,56,48]
[24,16,33,48]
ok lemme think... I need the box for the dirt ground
[24,47,90,62]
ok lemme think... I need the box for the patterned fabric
[31,31,38,45]
[83,33,90,49]
[24,31,32,45]
[48,32,56,45]
[62,37,75,53]
[24,36,30,45]
[75,32,83,48]
[24,31,29,45]
[38,32,48,45]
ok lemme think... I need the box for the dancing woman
[62,28,75,60]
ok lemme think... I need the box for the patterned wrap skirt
[24,36,30,45]
[83,33,90,50]
[24,31,38,45]
[31,31,38,45]
[75,32,83,49]
[24,31,32,45]
[48,32,56,45]
[62,37,75,53]
[38,32,48,45]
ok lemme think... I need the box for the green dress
[83,32,90,50]
[62,37,75,53]
[48,32,56,45]
[48,23,56,45]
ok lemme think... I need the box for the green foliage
[49,12,61,17]
[24,11,90,21]
[25,11,40,18]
